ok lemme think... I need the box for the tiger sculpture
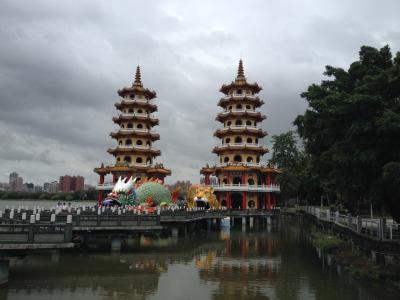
[186,185,221,209]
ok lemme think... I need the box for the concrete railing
[302,206,400,242]
[208,183,280,192]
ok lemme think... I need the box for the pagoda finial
[134,65,142,86]
[236,59,246,80]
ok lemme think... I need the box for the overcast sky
[0,0,399,185]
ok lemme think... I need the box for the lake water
[1,217,398,300]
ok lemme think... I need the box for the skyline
[0,0,400,185]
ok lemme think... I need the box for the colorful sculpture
[135,177,174,207]
[186,185,220,209]
[102,176,137,206]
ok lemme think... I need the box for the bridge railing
[302,206,400,242]
[0,223,72,244]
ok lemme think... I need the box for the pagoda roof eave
[117,86,156,99]
[219,81,262,95]
[218,97,264,108]
[107,147,161,157]
[214,128,267,138]
[212,145,269,155]
[110,131,160,141]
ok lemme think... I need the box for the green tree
[382,162,400,222]
[295,45,400,216]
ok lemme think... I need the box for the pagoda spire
[236,59,246,81]
[133,65,143,87]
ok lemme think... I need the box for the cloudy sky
[0,0,399,185]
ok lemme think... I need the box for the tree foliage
[294,45,400,216]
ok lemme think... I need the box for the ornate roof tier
[95,163,171,176]
[112,114,159,126]
[107,146,161,157]
[217,95,264,108]
[215,110,266,122]
[212,144,268,155]
[200,163,282,174]
[214,126,267,138]
[117,66,157,99]
[115,99,157,113]
[110,129,160,141]
[219,60,262,95]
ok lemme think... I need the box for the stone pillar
[249,217,254,228]
[0,260,9,286]
[172,227,179,237]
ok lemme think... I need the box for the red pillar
[226,192,231,209]
[242,192,246,210]
[99,174,105,184]
[266,173,271,211]
[205,174,210,185]
[97,191,103,205]
[112,173,117,183]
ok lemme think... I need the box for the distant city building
[84,184,95,191]
[24,182,34,192]
[0,183,10,191]
[71,176,84,191]
[59,175,85,192]
[34,185,43,192]
[9,172,24,192]
[48,181,59,193]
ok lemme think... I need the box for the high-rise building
[200,60,281,210]
[59,175,72,192]
[94,66,171,203]
[9,172,24,192]
[71,176,84,191]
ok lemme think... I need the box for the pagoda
[94,66,171,202]
[200,60,280,210]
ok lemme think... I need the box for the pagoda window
[224,157,229,163]
[138,109,143,114]
[233,176,242,184]
[236,89,243,95]
[248,178,255,185]
[227,121,232,126]
[126,139,132,145]
[247,137,252,143]
[137,124,143,129]
[128,108,134,113]
[121,124,125,128]
[246,105,251,110]
[234,155,242,162]
[236,104,242,110]
[146,141,151,146]
[255,138,258,143]
[253,121,257,126]
[247,156,253,163]
[234,136,242,143]
[222,178,228,184]
[127,123,133,128]
[228,105,233,110]
[119,141,123,146]
[147,158,152,164]
[136,157,143,163]
[225,138,231,144]
[235,120,242,126]
[248,200,255,208]
[136,140,143,145]
[256,156,260,163]
[124,156,131,163]
[117,157,121,162]
[246,120,251,126]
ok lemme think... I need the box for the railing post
[357,216,361,233]
[65,215,73,242]
[28,215,35,243]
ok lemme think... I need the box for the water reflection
[3,218,399,300]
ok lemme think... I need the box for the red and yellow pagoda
[200,60,281,210]
[94,66,171,202]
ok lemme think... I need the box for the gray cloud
[0,0,399,185]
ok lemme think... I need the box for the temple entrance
[221,200,227,207]
[231,193,242,209]
[233,177,242,184]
